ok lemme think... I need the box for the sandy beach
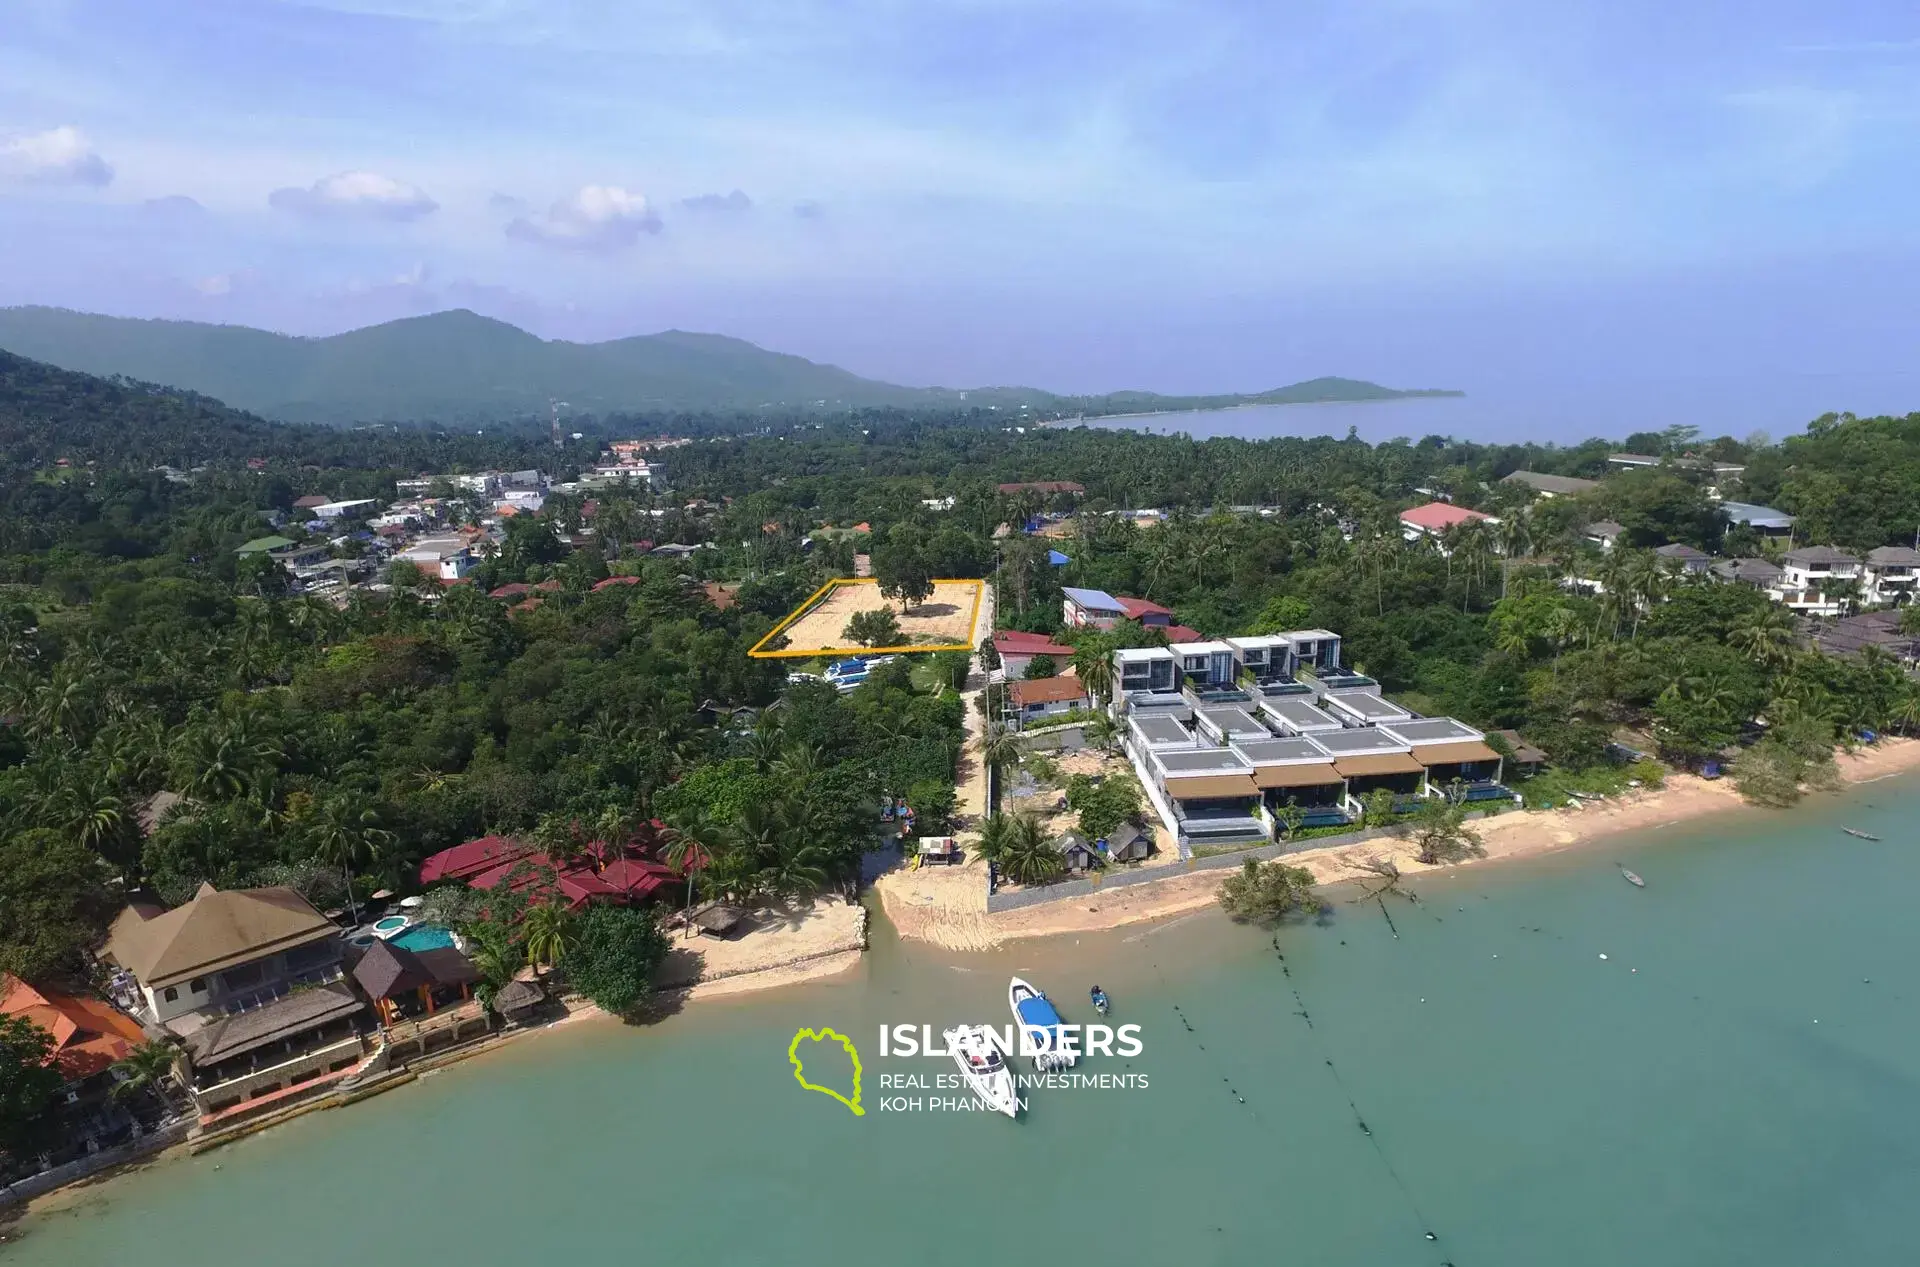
[875,738,1920,949]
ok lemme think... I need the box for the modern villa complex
[1109,631,1508,850]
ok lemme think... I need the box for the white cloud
[506,185,662,250]
[0,125,113,186]
[681,189,752,212]
[268,170,439,220]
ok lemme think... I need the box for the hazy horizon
[4,1,1918,400]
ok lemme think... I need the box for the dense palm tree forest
[3,343,1919,989]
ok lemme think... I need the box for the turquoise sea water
[9,780,1920,1266]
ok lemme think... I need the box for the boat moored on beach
[942,1025,1021,1117]
[1009,977,1078,1072]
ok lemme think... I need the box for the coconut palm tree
[307,798,395,925]
[110,1041,183,1116]
[1495,515,1534,598]
[520,901,577,975]
[998,814,1066,885]
[1072,643,1114,705]
[1729,607,1799,671]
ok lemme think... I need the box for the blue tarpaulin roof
[1047,550,1071,565]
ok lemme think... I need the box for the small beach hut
[1103,821,1152,863]
[689,901,748,938]
[1491,730,1548,778]
[491,977,546,1026]
[1055,831,1101,874]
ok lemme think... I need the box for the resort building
[1143,748,1266,848]
[1192,702,1270,746]
[993,629,1077,679]
[104,884,368,1117]
[1863,545,1920,606]
[1500,471,1599,497]
[1321,689,1414,728]
[1008,675,1091,727]
[1378,718,1507,801]
[1769,546,1862,616]
[1399,502,1498,544]
[1303,728,1427,816]
[1227,736,1350,828]
[1127,712,1202,755]
[1256,693,1345,736]
[1177,641,1243,694]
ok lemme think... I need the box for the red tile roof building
[1008,675,1091,708]
[1398,502,1497,535]
[2,976,147,1081]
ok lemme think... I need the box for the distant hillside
[0,306,1460,425]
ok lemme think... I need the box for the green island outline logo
[788,1026,865,1116]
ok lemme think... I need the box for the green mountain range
[0,306,1460,425]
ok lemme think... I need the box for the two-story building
[993,630,1077,680]
[1653,543,1713,575]
[105,884,369,1118]
[395,537,475,582]
[1061,587,1127,630]
[1864,546,1920,606]
[1770,546,1862,616]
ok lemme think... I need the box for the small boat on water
[1090,986,1111,1016]
[1009,977,1078,1072]
[942,1025,1020,1118]
[1619,866,1645,888]
[1843,828,1882,842]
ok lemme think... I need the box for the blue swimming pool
[391,924,456,952]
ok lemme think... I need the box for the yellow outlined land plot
[788,1027,865,1116]
[748,577,984,659]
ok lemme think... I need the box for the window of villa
[190,977,207,993]
[222,963,264,990]
[162,986,178,1002]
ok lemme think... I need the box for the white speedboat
[943,1025,1020,1118]
[1008,977,1078,1072]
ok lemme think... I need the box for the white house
[1062,587,1127,629]
[312,498,378,519]
[1864,546,1920,606]
[1769,546,1862,616]
[1008,675,1091,726]
[396,537,474,581]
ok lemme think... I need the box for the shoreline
[877,739,1920,948]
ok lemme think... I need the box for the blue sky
[2,0,1918,399]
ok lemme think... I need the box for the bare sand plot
[750,577,984,657]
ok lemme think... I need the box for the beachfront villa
[1108,629,1511,848]
[104,884,370,1117]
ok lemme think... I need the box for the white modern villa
[1107,630,1507,851]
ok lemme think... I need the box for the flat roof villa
[1228,737,1350,826]
[1304,727,1426,809]
[1193,703,1269,745]
[1256,694,1344,735]
[1146,748,1266,847]
[1129,712,1200,752]
[1323,691,1413,727]
[1379,718,1508,799]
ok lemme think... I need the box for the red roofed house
[2,975,147,1083]
[489,582,532,600]
[1008,675,1091,726]
[1399,502,1499,544]
[293,495,329,510]
[1161,624,1205,644]
[591,574,642,592]
[993,629,1076,680]
[420,835,533,885]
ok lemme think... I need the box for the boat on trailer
[1009,977,1078,1072]
[942,1025,1020,1118]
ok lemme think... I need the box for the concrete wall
[193,1035,366,1114]
[0,1118,194,1210]
[984,813,1489,913]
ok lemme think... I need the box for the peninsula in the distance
[0,305,1460,426]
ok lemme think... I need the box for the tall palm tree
[308,799,394,925]
[1072,643,1114,705]
[110,1042,183,1116]
[520,901,577,975]
[1729,607,1799,671]
[998,815,1066,885]
[1495,515,1534,598]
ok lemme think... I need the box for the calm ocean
[1067,371,1920,446]
[9,779,1919,1267]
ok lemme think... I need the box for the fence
[983,812,1490,913]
